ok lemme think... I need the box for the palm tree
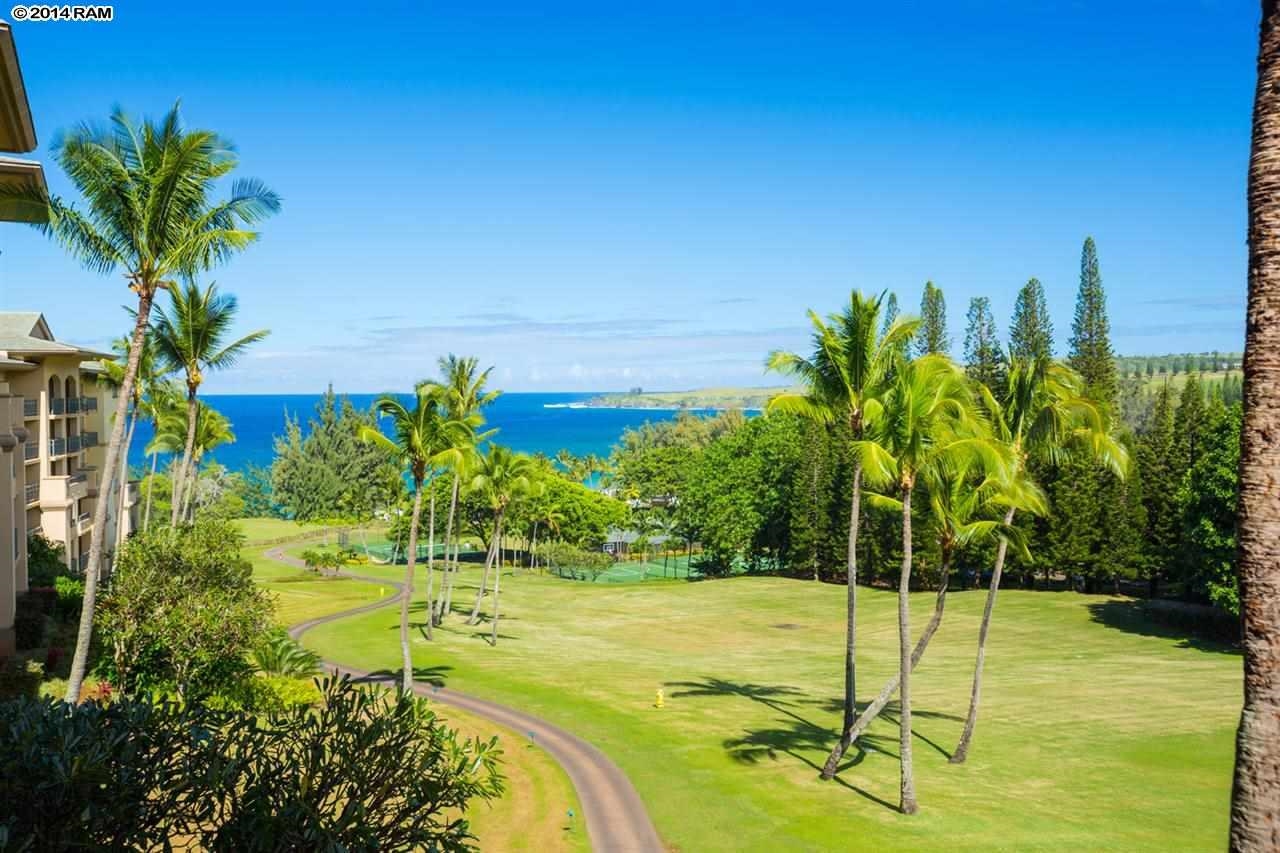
[434,355,499,625]
[1232,5,1280,844]
[13,104,279,702]
[359,385,467,692]
[146,401,235,519]
[139,380,183,531]
[766,290,920,778]
[854,353,997,814]
[152,281,268,526]
[99,331,163,542]
[951,356,1125,764]
[465,446,534,644]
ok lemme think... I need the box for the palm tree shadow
[804,697,958,760]
[345,664,452,688]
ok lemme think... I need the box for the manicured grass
[233,518,331,545]
[300,566,1240,851]
[248,550,393,626]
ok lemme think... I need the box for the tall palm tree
[1232,4,1280,845]
[99,331,163,542]
[140,380,183,531]
[13,104,280,701]
[146,401,234,519]
[951,356,1125,764]
[434,355,499,625]
[359,385,467,691]
[152,281,268,526]
[766,290,920,778]
[465,446,534,644]
[854,353,997,814]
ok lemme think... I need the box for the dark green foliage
[12,593,49,650]
[1173,373,1208,470]
[963,296,1006,392]
[516,472,629,549]
[97,521,273,698]
[0,677,503,851]
[25,534,66,587]
[0,658,43,701]
[916,280,950,356]
[540,542,614,581]
[1136,385,1179,588]
[1068,237,1118,408]
[609,410,744,499]
[270,387,405,522]
[1176,403,1241,615]
[235,463,278,518]
[1008,277,1054,361]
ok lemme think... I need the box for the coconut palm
[853,353,999,814]
[951,356,1125,764]
[465,446,535,644]
[152,281,268,526]
[146,401,235,519]
[99,331,163,541]
[1232,6,1280,842]
[13,104,280,702]
[766,290,920,778]
[359,385,469,692]
[139,379,183,531]
[434,355,499,625]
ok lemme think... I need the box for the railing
[82,396,98,412]
[77,553,88,573]
[22,398,36,418]
[49,437,65,456]
[68,471,87,486]
[23,441,37,460]
[50,398,65,415]
[66,397,80,414]
[67,435,82,454]
[82,431,98,448]
[24,482,37,504]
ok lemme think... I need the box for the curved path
[268,547,664,853]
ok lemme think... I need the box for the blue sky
[0,1,1256,393]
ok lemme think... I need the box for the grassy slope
[301,567,1239,852]
[249,545,585,852]
[584,385,792,409]
[1136,369,1242,392]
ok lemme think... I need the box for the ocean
[126,392,723,473]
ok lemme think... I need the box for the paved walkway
[269,546,664,853]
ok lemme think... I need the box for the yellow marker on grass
[655,688,664,708]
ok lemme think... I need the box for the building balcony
[82,396,97,412]
[40,473,87,505]
[81,431,98,449]
[23,440,36,461]
[22,398,36,418]
[77,553,88,573]
[67,434,81,454]
[48,437,64,456]
[66,397,80,414]
[49,398,64,416]
[23,481,37,505]
[76,511,92,536]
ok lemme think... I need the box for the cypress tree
[963,296,1006,392]
[916,280,950,356]
[1067,237,1118,408]
[1008,277,1054,361]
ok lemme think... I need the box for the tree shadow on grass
[1086,599,1241,655]
[343,664,453,688]
[667,678,935,812]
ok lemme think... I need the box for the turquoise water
[127,392,724,472]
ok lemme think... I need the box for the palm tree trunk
[952,506,1016,764]
[114,407,138,546]
[823,554,951,771]
[423,481,436,641]
[898,484,918,815]
[820,460,862,778]
[438,473,460,623]
[65,291,155,703]
[530,522,539,571]
[170,390,198,527]
[1232,4,1280,845]
[490,514,505,645]
[142,451,158,532]
[467,525,499,625]
[180,452,200,521]
[401,485,423,693]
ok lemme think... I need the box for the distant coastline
[559,386,792,412]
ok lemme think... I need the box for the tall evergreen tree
[1067,237,1118,408]
[916,281,950,356]
[1174,372,1208,469]
[963,296,1006,392]
[1008,277,1054,361]
[881,293,900,335]
[1136,385,1179,594]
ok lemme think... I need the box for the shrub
[250,629,322,677]
[0,677,503,849]
[12,596,47,650]
[25,534,67,587]
[97,521,273,698]
[53,576,84,619]
[541,542,614,581]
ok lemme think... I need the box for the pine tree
[916,281,950,356]
[1136,385,1178,594]
[1067,237,1118,408]
[962,296,1006,392]
[1008,277,1054,361]
[881,292,900,336]
[1174,372,1207,469]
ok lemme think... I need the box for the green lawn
[233,518,332,545]
[297,565,1239,851]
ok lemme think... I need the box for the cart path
[268,546,664,853]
